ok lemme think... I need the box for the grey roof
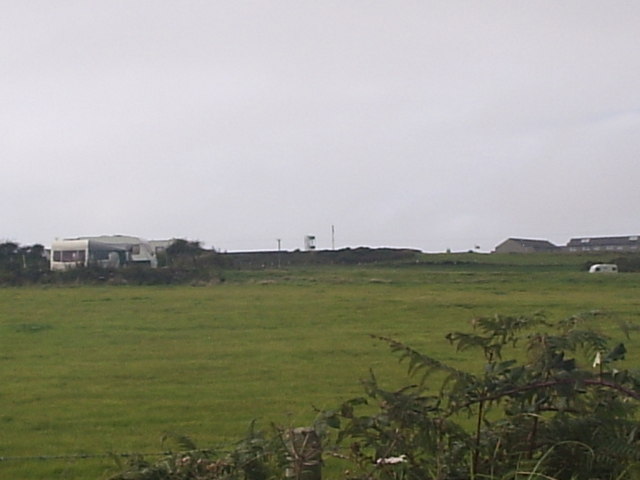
[505,238,558,249]
[567,235,640,247]
[72,234,145,245]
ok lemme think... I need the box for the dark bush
[611,254,640,272]
[0,242,49,285]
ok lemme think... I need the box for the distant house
[566,235,640,253]
[50,235,158,270]
[493,238,559,254]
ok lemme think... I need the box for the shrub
[612,255,640,272]
[108,425,307,480]
[321,311,640,480]
[0,242,49,285]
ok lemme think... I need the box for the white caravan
[50,235,158,270]
[588,264,618,274]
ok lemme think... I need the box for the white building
[50,235,158,270]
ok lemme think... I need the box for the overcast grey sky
[2,1,639,252]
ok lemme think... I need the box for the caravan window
[60,250,86,262]
[91,250,111,261]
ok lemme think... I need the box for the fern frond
[161,431,198,451]
[617,319,640,340]
[372,335,473,385]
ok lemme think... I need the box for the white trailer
[50,235,157,270]
[589,263,618,274]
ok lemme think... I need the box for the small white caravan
[588,264,618,274]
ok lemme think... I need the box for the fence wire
[0,449,219,463]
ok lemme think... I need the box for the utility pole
[277,239,282,269]
[331,225,335,250]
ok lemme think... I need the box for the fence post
[285,427,322,480]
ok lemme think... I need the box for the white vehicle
[588,263,618,274]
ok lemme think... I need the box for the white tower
[304,235,316,251]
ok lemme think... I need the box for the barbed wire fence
[0,428,324,480]
[0,449,216,463]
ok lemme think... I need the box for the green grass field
[1,257,640,479]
